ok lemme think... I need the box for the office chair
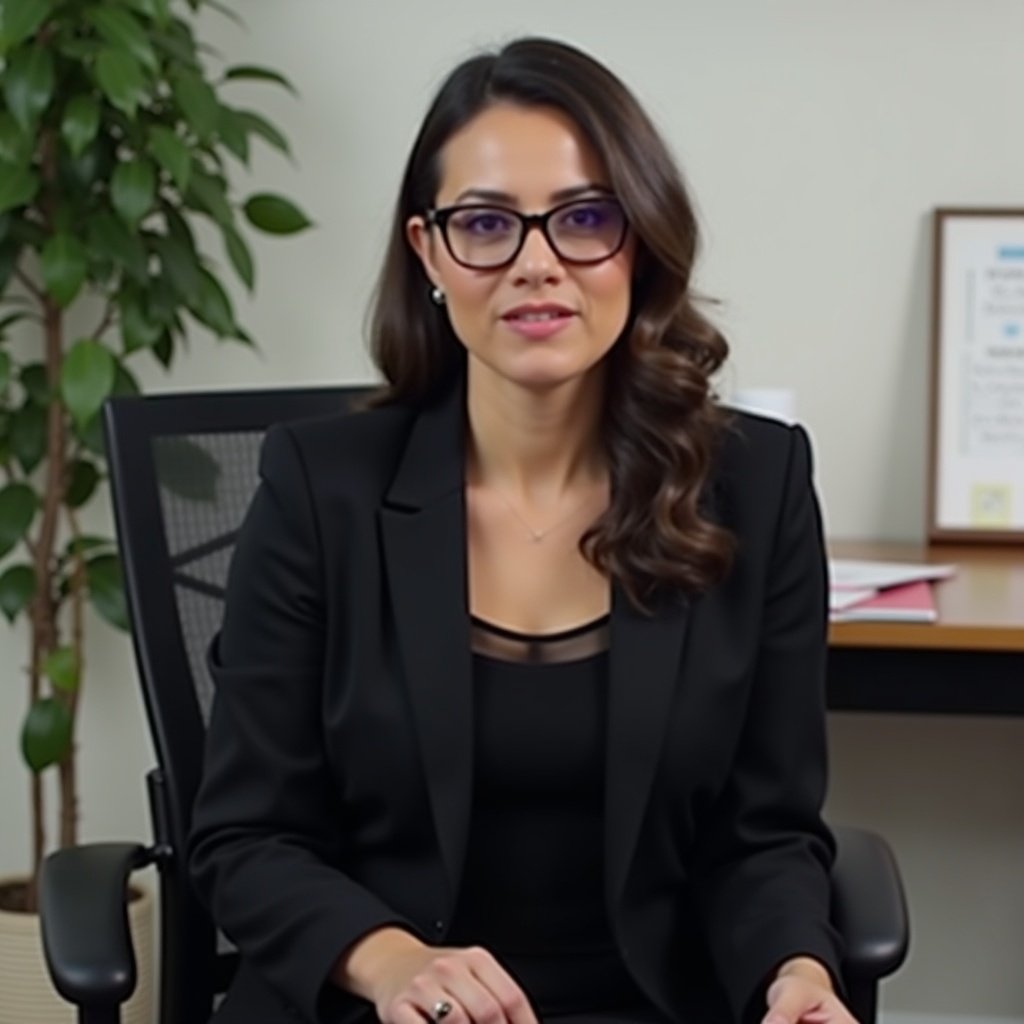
[38,386,909,1024]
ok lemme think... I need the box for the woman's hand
[762,957,858,1024]
[334,926,538,1024]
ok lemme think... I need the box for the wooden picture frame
[928,208,1024,543]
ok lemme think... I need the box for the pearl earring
[430,286,445,306]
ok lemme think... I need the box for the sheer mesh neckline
[470,614,610,664]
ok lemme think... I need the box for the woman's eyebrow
[451,183,613,205]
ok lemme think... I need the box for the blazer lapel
[605,583,690,905]
[380,384,473,902]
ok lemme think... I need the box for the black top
[447,615,661,1019]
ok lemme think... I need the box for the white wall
[1,0,1023,1019]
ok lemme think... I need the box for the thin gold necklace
[493,488,601,543]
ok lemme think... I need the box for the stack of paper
[828,559,956,623]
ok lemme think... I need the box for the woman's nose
[511,223,563,282]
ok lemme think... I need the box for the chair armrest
[40,842,154,1009]
[831,825,909,979]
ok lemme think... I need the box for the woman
[188,37,854,1024]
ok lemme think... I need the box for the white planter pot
[0,876,155,1024]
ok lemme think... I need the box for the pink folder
[831,580,937,623]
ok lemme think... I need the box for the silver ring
[432,1000,453,1022]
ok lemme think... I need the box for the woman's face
[407,103,635,395]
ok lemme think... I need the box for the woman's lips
[500,306,576,340]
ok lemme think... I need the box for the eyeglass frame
[422,196,629,270]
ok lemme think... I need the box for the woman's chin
[472,349,607,396]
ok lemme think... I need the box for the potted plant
[0,0,310,1018]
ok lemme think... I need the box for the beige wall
[1,1,1022,1018]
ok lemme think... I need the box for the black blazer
[188,381,842,1024]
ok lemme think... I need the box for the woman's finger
[430,953,508,1023]
[462,947,538,1024]
[388,1000,435,1024]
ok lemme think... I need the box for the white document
[829,587,878,612]
[828,559,956,591]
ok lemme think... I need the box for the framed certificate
[929,208,1024,542]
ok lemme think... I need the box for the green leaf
[0,163,38,215]
[0,563,35,622]
[0,308,27,331]
[110,158,156,227]
[40,234,89,307]
[153,436,221,500]
[0,235,21,290]
[3,45,55,131]
[0,310,29,335]
[11,215,44,247]
[95,48,147,117]
[65,458,100,508]
[11,403,46,472]
[72,413,104,456]
[171,69,218,140]
[112,359,140,397]
[151,25,198,69]
[86,7,157,72]
[0,482,37,558]
[222,223,253,291]
[61,339,116,425]
[189,268,235,337]
[21,697,72,772]
[59,135,114,192]
[44,647,79,693]
[153,233,200,299]
[86,553,129,630]
[151,330,173,368]
[119,0,171,26]
[20,363,49,405]
[64,534,113,559]
[55,35,103,63]
[147,125,191,192]
[163,203,196,249]
[119,289,162,351]
[87,211,149,283]
[60,95,101,158]
[233,109,291,158]
[0,0,52,53]
[216,105,249,164]
[244,193,312,235]
[144,272,177,326]
[222,64,296,95]
[204,0,244,27]
[0,113,30,163]
[186,165,232,225]
[0,350,10,390]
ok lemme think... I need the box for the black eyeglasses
[424,196,628,270]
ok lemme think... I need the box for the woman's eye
[560,204,607,230]
[454,211,514,235]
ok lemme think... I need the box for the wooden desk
[826,541,1024,715]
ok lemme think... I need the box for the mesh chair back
[103,387,368,1024]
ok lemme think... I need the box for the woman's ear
[406,215,442,291]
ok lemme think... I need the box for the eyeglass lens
[442,199,625,268]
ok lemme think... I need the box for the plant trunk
[26,777,43,913]
[22,122,77,913]
[59,511,87,851]
[26,279,67,911]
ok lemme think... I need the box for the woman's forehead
[434,103,609,206]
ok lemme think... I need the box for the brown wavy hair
[368,37,734,609]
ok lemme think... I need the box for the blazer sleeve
[187,425,412,1023]
[691,425,843,1024]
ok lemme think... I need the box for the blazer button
[433,919,445,933]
